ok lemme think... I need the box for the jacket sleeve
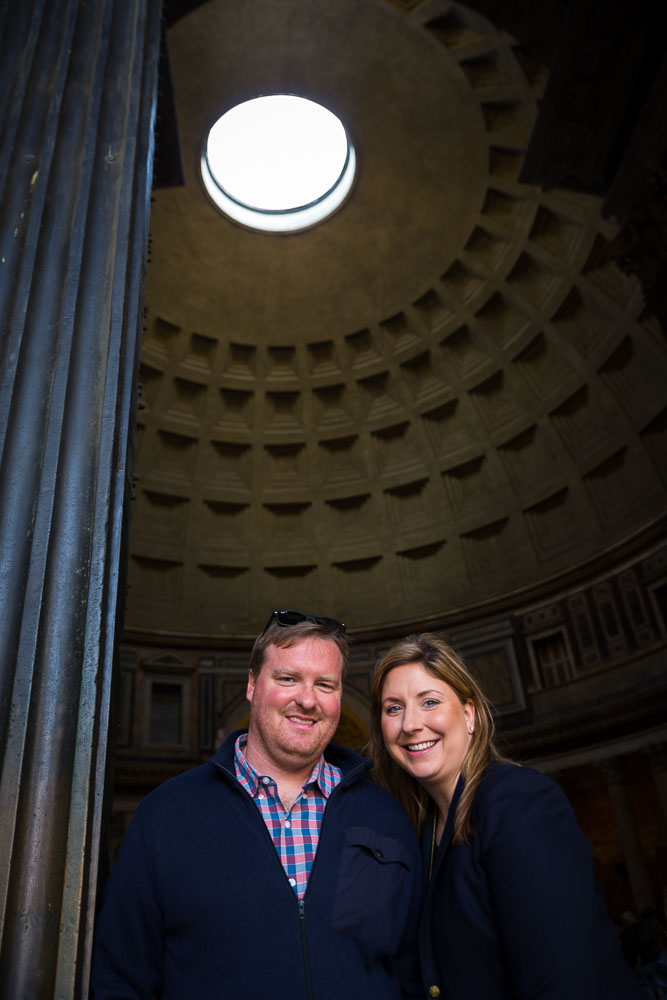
[90,798,164,999]
[478,766,638,1000]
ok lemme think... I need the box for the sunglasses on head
[261,609,346,637]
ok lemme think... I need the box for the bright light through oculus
[201,95,356,232]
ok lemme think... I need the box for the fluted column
[599,758,654,913]
[0,1,160,996]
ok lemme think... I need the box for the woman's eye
[423,699,439,708]
[384,704,401,715]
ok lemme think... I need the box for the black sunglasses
[261,609,346,637]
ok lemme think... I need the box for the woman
[369,632,639,1000]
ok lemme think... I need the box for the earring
[468,726,474,734]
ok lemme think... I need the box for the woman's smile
[381,662,474,802]
[402,738,439,753]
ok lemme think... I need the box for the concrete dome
[128,0,667,637]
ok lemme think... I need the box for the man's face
[245,636,343,774]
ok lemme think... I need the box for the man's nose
[294,684,316,708]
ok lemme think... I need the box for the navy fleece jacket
[91,732,423,999]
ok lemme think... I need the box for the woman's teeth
[406,739,436,752]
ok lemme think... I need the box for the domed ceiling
[126,0,667,636]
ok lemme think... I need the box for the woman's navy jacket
[419,762,640,1000]
[91,731,423,999]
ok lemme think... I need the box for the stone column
[0,1,160,996]
[599,758,654,913]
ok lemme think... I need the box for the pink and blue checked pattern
[234,734,342,898]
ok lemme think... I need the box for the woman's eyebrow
[382,688,442,702]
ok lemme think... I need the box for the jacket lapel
[425,774,465,884]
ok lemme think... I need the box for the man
[91,610,423,999]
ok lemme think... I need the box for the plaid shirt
[234,734,343,898]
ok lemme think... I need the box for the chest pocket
[331,826,412,954]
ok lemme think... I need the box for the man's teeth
[406,739,437,752]
[287,717,315,725]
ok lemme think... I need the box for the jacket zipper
[298,897,315,1000]
[295,760,370,1000]
[212,753,372,1000]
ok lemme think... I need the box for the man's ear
[246,669,255,703]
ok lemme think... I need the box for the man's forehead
[264,637,343,676]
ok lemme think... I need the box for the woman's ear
[464,700,475,735]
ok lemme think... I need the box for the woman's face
[380,662,474,800]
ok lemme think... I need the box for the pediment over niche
[142,652,195,674]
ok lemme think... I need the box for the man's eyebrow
[270,668,340,683]
[312,673,342,687]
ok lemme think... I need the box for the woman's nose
[401,706,422,733]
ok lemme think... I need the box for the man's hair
[249,618,349,679]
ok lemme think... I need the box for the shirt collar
[234,733,338,798]
[234,733,261,796]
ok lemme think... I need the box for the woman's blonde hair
[369,632,506,844]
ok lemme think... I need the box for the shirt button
[261,776,270,785]
[428,987,441,997]
[284,820,291,828]
[289,878,296,887]
[258,793,265,800]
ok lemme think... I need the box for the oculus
[201,94,356,232]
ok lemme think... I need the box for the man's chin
[279,727,333,759]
